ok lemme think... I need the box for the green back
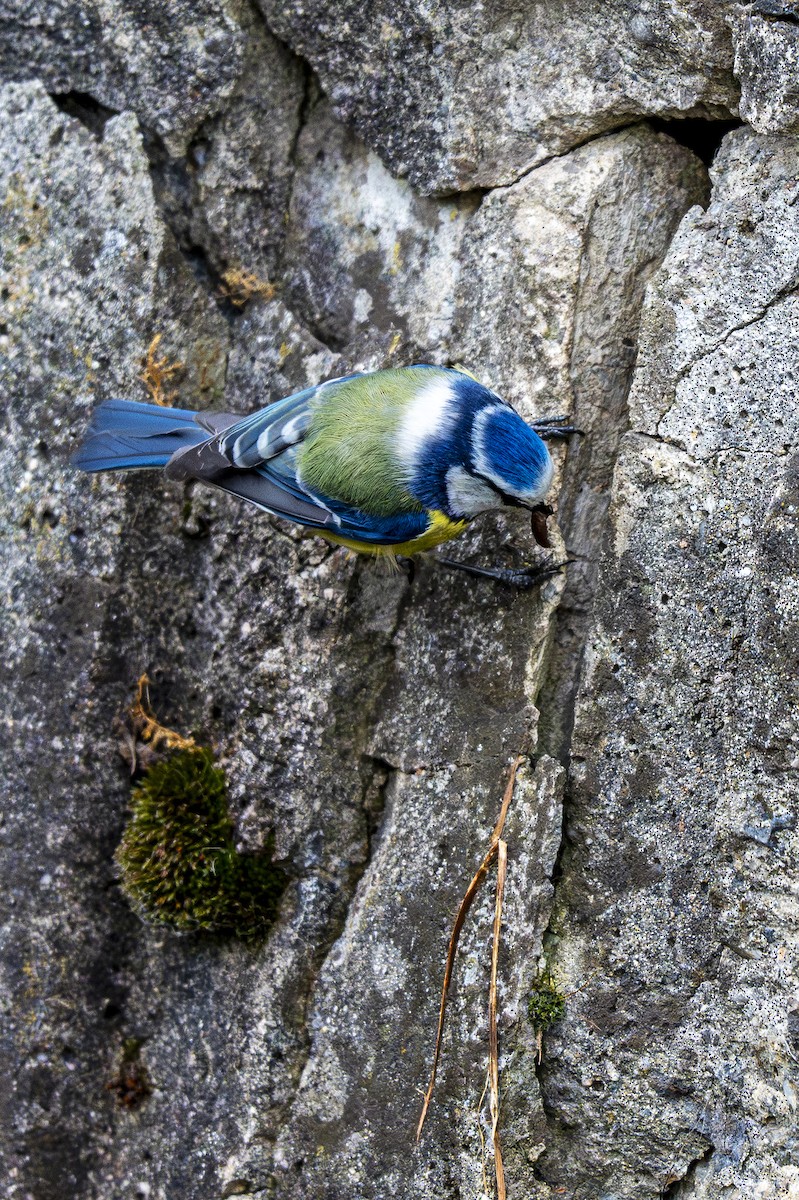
[297,367,448,515]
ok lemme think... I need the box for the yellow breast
[324,510,467,558]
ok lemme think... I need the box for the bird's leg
[438,557,568,590]
[396,555,416,585]
[530,415,584,440]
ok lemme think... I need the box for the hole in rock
[650,117,743,166]
[51,92,117,137]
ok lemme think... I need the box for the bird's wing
[168,431,430,546]
[216,374,362,468]
[167,372,434,546]
[213,451,431,546]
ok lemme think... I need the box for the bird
[73,364,575,580]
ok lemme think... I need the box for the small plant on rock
[528,972,566,1034]
[116,746,287,944]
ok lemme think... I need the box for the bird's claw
[531,415,584,440]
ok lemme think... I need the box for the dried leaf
[219,268,276,308]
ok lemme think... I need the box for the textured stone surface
[282,98,478,354]
[0,80,229,1198]
[0,82,409,1200]
[188,16,306,279]
[258,0,737,193]
[451,127,708,761]
[0,0,247,152]
[253,126,707,1198]
[733,5,799,136]
[538,128,799,1197]
[9,0,799,1191]
[0,70,714,1199]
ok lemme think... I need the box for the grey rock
[257,0,737,193]
[273,757,564,1199]
[451,126,708,759]
[225,294,341,412]
[189,16,306,279]
[282,98,478,354]
[0,79,229,1198]
[9,0,799,1186]
[0,0,248,152]
[0,81,409,1200]
[1,0,308,284]
[733,6,799,136]
[0,69,712,1198]
[538,127,799,1197]
[260,125,707,1199]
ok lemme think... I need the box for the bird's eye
[473,471,520,508]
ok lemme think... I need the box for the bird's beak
[530,503,553,548]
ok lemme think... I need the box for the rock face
[0,0,247,151]
[282,98,478,353]
[733,4,799,137]
[2,5,799,1200]
[539,129,799,1197]
[258,0,737,192]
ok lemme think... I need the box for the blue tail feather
[73,398,206,472]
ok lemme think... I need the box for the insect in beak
[530,503,554,548]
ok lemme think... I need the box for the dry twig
[416,754,523,1143]
[488,839,508,1200]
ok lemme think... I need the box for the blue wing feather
[76,374,437,546]
[213,371,436,544]
[322,506,430,546]
[219,373,363,467]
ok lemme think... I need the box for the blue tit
[73,365,565,557]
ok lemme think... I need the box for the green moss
[116,748,287,943]
[528,974,566,1033]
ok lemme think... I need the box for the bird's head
[396,368,555,529]
[443,401,554,520]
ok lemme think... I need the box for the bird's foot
[531,415,584,440]
[438,557,568,589]
[396,555,416,585]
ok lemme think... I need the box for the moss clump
[528,974,566,1033]
[116,748,287,943]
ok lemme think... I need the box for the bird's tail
[72,398,207,472]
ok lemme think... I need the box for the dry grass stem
[131,673,196,753]
[416,754,523,1143]
[141,334,183,406]
[488,838,507,1200]
[477,1072,491,1197]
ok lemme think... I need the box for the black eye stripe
[472,471,525,509]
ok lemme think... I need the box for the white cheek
[445,466,499,516]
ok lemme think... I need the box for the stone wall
[1,5,797,1198]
